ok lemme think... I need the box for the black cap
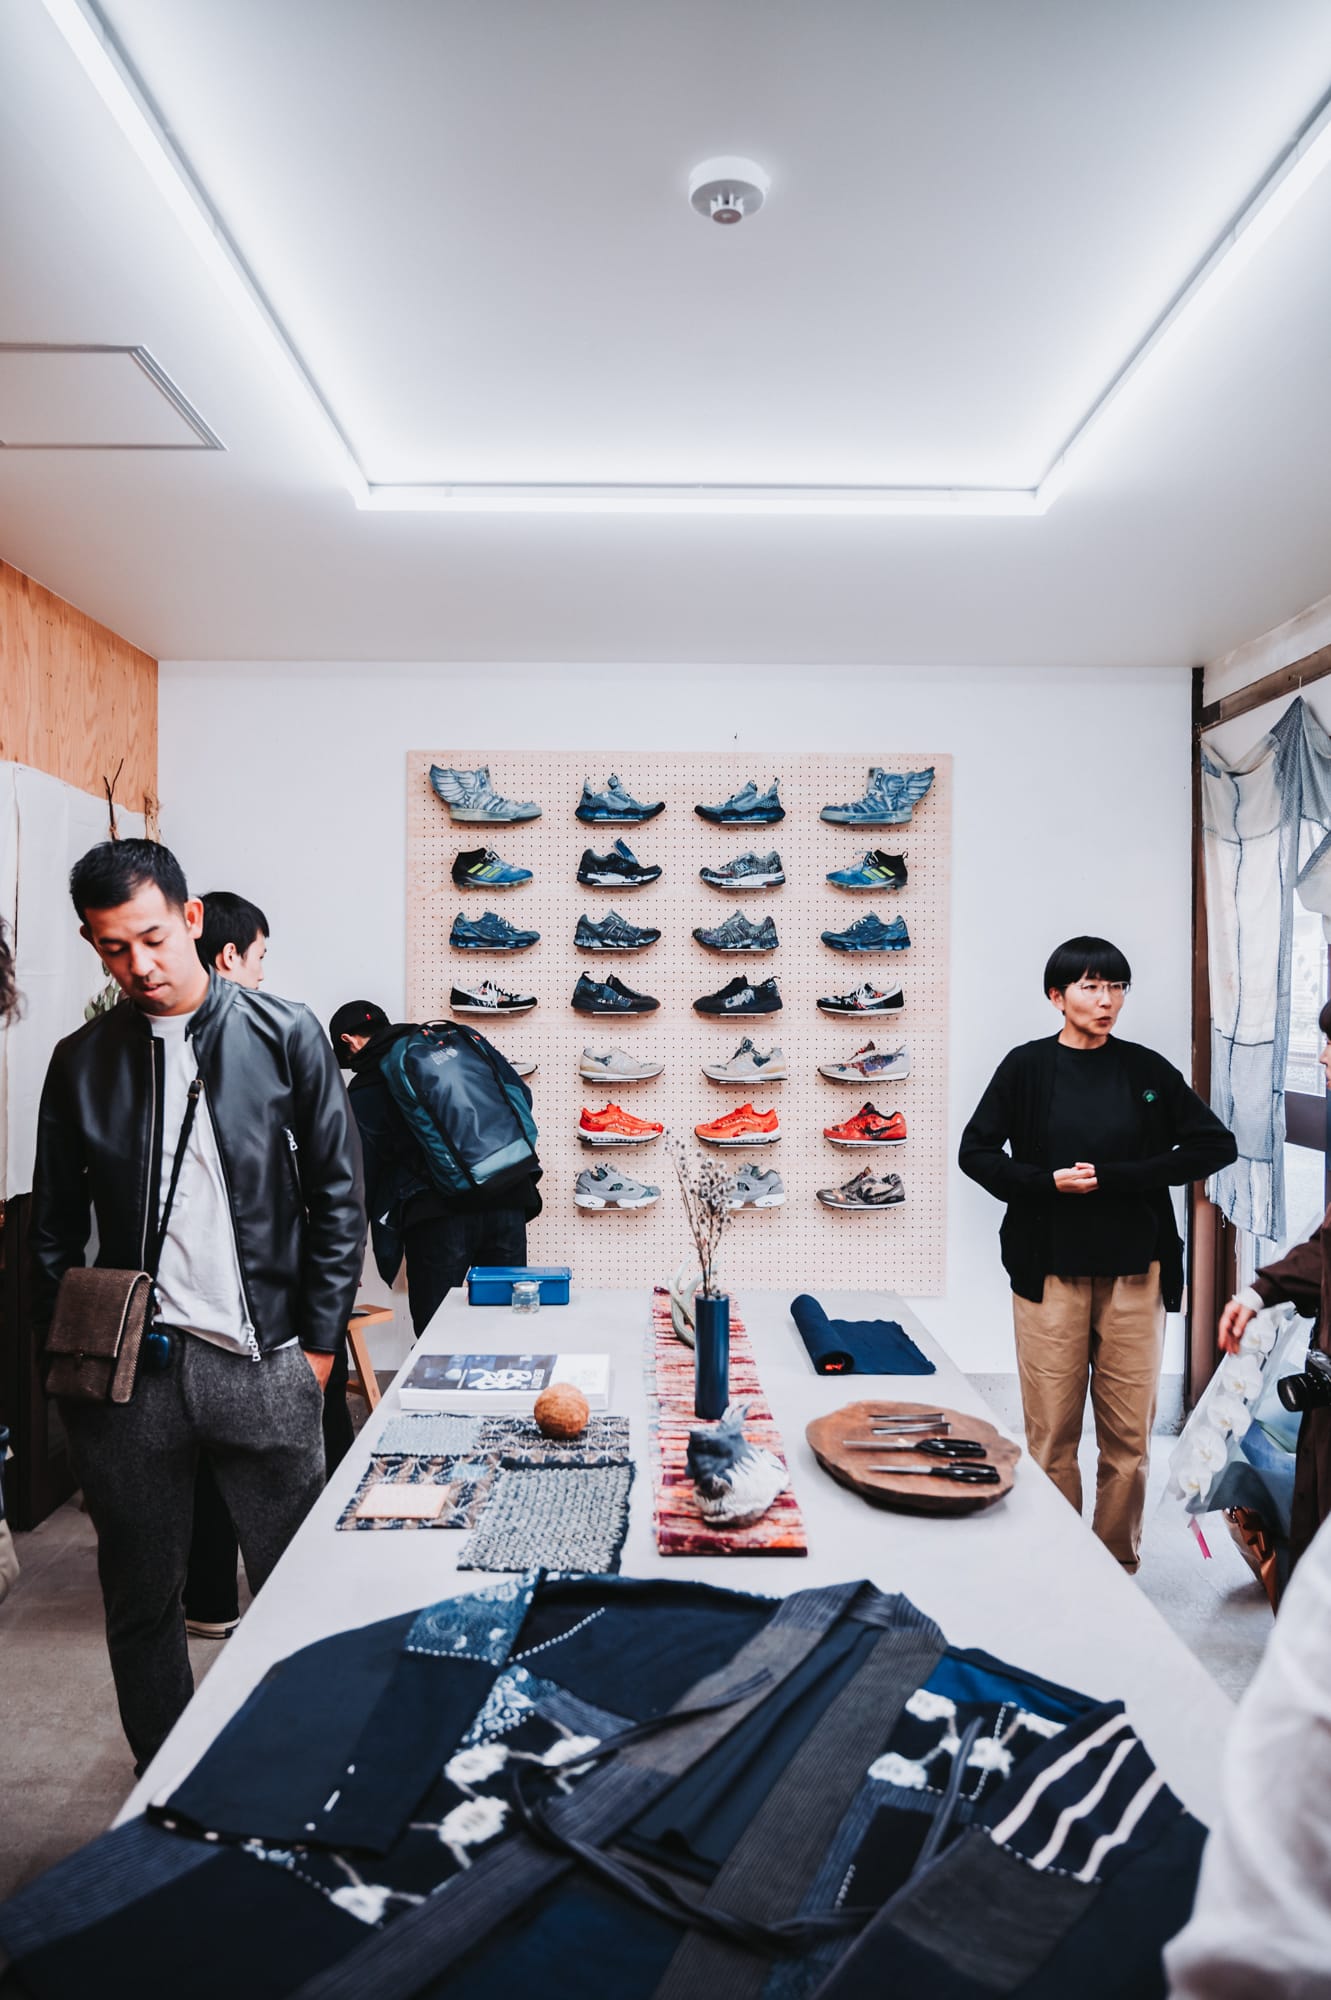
[329,1000,388,1065]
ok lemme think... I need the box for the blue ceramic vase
[694,1292,731,1420]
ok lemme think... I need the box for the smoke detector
[689,156,770,225]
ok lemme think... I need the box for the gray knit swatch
[457,1464,634,1574]
[375,1414,485,1457]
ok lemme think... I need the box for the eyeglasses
[1069,980,1129,998]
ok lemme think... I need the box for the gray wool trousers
[60,1335,327,1771]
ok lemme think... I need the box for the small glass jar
[510,1279,542,1315]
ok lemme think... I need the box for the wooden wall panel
[0,559,157,813]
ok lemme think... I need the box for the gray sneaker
[727,1163,786,1208]
[693,913,779,952]
[816,1169,905,1209]
[579,1047,666,1082]
[430,764,541,823]
[699,851,785,891]
[575,1163,661,1209]
[701,1038,788,1083]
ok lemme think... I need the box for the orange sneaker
[579,1101,664,1146]
[694,1103,781,1146]
[824,1102,906,1148]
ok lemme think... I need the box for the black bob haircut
[69,839,189,921]
[197,891,269,971]
[1043,935,1132,996]
[1318,998,1331,1040]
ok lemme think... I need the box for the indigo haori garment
[0,1575,1204,2000]
[788,1294,936,1376]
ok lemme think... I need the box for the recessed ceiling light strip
[1038,78,1331,507]
[40,0,369,502]
[38,0,1331,519]
[361,483,1043,517]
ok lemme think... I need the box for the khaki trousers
[1011,1264,1165,1572]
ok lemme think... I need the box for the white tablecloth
[121,1287,1234,1828]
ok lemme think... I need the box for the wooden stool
[346,1304,394,1409]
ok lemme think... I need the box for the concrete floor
[0,1498,247,1899]
[0,1381,1275,1905]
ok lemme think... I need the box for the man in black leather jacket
[31,840,365,1768]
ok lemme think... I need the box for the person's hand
[303,1348,335,1391]
[1217,1298,1256,1355]
[1053,1162,1098,1195]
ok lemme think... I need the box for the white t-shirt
[150,1013,255,1355]
[1164,1512,1331,1996]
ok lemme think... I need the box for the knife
[867,1463,1001,1485]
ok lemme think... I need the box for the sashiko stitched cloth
[0,1575,1205,1999]
[1203,696,1331,1240]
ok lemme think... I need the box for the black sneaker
[572,972,660,1015]
[692,913,778,952]
[694,975,782,1016]
[577,838,662,889]
[699,851,784,891]
[575,910,661,951]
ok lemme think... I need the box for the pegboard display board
[407,751,950,1294]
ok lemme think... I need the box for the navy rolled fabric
[790,1294,936,1376]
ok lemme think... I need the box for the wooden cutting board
[805,1398,1020,1515]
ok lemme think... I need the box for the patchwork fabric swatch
[478,1414,632,1468]
[457,1464,634,1573]
[374,1414,486,1457]
[336,1455,495,1532]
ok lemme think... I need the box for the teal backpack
[379,1022,538,1197]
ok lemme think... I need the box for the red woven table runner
[648,1287,807,1556]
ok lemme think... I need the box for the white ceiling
[2,0,1331,663]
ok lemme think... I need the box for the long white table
[121,1288,1234,1828]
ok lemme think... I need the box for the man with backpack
[330,1001,542,1334]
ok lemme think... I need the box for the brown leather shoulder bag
[44,1076,203,1404]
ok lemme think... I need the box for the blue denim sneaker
[576,774,665,823]
[820,914,910,952]
[692,913,779,952]
[695,780,785,825]
[450,910,541,951]
[820,769,933,825]
[575,910,662,951]
[451,846,534,889]
[572,972,660,1014]
[826,850,907,891]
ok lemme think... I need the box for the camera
[1277,1348,1331,1413]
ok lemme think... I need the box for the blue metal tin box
[466,1265,572,1306]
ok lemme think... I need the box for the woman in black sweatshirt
[959,936,1236,1570]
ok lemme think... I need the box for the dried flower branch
[665,1133,732,1298]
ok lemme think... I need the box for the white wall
[160,662,1193,1372]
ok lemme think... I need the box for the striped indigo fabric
[987,1702,1178,1884]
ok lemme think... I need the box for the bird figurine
[686,1404,789,1527]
